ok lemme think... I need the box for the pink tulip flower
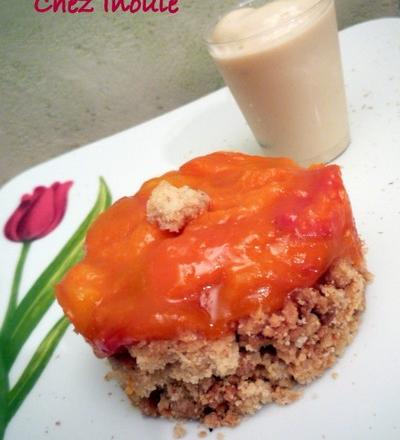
[4,181,73,242]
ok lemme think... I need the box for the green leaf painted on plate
[6,316,70,424]
[1,177,112,371]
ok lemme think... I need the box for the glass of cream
[206,0,350,165]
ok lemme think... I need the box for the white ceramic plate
[1,18,400,440]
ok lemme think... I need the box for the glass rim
[204,0,331,47]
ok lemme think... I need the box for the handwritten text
[34,0,180,14]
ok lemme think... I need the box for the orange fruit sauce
[56,152,362,356]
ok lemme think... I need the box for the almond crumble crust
[108,258,369,427]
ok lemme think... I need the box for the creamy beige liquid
[208,0,350,164]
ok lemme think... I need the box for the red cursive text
[103,0,179,13]
[34,0,180,13]
[34,0,94,13]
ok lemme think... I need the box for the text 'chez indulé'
[34,0,180,14]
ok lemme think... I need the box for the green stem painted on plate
[1,242,31,334]
[6,316,70,424]
[0,353,8,440]
[1,178,111,371]
[0,241,30,440]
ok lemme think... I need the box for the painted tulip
[4,181,73,242]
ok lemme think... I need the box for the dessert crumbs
[217,433,225,440]
[331,372,339,380]
[198,430,208,438]
[173,422,187,439]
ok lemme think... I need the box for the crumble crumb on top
[146,180,210,233]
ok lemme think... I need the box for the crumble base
[109,258,369,427]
